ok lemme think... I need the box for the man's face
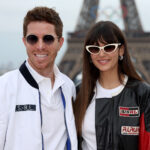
[23,21,64,76]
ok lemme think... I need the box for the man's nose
[36,39,45,50]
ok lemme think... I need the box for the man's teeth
[36,54,47,58]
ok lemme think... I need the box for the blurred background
[0,0,150,83]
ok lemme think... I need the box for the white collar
[93,75,128,99]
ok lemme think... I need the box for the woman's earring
[119,55,123,61]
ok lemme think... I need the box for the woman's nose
[98,48,105,56]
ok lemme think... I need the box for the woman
[74,21,150,150]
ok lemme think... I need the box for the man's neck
[27,60,55,88]
[38,68,55,88]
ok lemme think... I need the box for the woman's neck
[99,71,124,89]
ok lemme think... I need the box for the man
[0,7,77,150]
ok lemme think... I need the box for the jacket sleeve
[139,85,150,150]
[0,78,9,149]
[139,113,150,150]
[0,111,8,149]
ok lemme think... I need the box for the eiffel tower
[59,0,150,83]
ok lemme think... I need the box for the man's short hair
[23,6,63,38]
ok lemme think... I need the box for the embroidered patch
[121,126,139,135]
[15,105,36,112]
[119,106,140,117]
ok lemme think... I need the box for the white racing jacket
[0,62,77,150]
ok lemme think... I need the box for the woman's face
[89,42,124,74]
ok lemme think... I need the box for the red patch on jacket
[119,106,140,117]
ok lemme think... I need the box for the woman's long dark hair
[74,21,143,136]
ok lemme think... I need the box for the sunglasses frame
[26,34,59,45]
[86,43,121,55]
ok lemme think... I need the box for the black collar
[19,61,39,89]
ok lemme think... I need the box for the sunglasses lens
[26,35,38,44]
[43,35,55,44]
[104,45,116,52]
[88,46,100,54]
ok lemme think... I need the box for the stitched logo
[121,126,139,135]
[15,105,36,112]
[119,106,140,117]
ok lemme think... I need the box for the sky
[0,0,150,70]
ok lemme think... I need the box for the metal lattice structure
[120,0,143,32]
[59,0,150,83]
[75,0,99,32]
